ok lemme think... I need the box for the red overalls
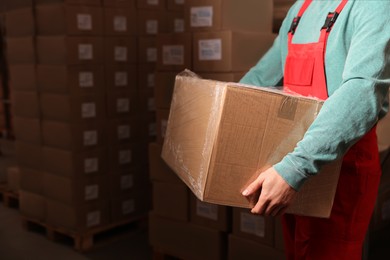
[282,0,382,259]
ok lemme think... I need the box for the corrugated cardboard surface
[166,11,185,33]
[2,0,33,11]
[103,0,136,7]
[109,170,150,197]
[5,8,35,37]
[103,36,137,63]
[20,167,44,195]
[9,65,37,92]
[148,142,181,183]
[35,0,101,5]
[136,10,168,36]
[6,37,36,64]
[199,72,245,83]
[156,33,192,71]
[16,142,43,170]
[138,36,157,64]
[138,84,155,114]
[149,213,227,260]
[20,191,46,222]
[228,234,285,260]
[107,117,144,145]
[12,91,40,118]
[13,117,42,145]
[166,0,184,11]
[136,0,166,10]
[7,167,21,193]
[103,7,137,35]
[154,71,176,109]
[109,143,147,173]
[106,91,137,118]
[138,64,156,90]
[111,191,151,222]
[162,72,342,218]
[185,0,273,33]
[105,64,137,91]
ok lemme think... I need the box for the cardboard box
[156,109,169,145]
[148,143,181,183]
[107,118,144,145]
[42,120,106,151]
[46,199,110,231]
[149,214,227,260]
[35,0,101,5]
[103,0,135,7]
[5,8,35,37]
[16,142,42,170]
[137,10,168,36]
[103,7,137,35]
[154,71,176,109]
[8,65,37,92]
[162,72,342,218]
[232,207,274,246]
[105,64,137,92]
[274,217,285,252]
[152,182,189,221]
[156,33,192,71]
[104,37,137,63]
[7,167,21,193]
[228,235,286,260]
[166,0,184,11]
[36,4,103,36]
[11,91,40,118]
[193,31,276,72]
[109,143,147,173]
[138,64,156,91]
[138,36,157,64]
[190,194,231,232]
[13,117,42,145]
[166,11,185,33]
[138,89,156,116]
[43,173,109,204]
[111,192,151,222]
[136,0,166,10]
[185,0,273,33]
[37,36,104,65]
[106,91,137,118]
[43,147,107,177]
[6,37,35,64]
[20,191,46,221]
[40,93,106,122]
[199,72,245,83]
[20,167,44,195]
[109,170,150,197]
[37,65,105,95]
[2,0,33,11]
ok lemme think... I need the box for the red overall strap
[288,0,313,43]
[319,0,349,43]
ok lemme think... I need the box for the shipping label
[147,73,155,88]
[115,46,128,62]
[77,14,92,30]
[196,200,218,221]
[174,19,185,33]
[116,98,130,113]
[79,72,94,88]
[240,212,265,237]
[114,15,127,32]
[115,72,128,87]
[191,6,213,27]
[122,199,135,215]
[83,130,98,146]
[81,103,97,118]
[86,211,101,227]
[121,174,134,190]
[78,44,93,60]
[146,20,158,35]
[147,48,157,62]
[84,158,99,173]
[163,45,184,65]
[117,125,131,140]
[199,39,222,61]
[119,149,132,165]
[85,184,99,200]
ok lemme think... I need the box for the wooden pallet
[0,184,19,208]
[22,215,148,252]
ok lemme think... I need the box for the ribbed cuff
[273,159,309,191]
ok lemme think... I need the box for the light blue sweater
[240,0,390,191]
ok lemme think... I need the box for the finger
[251,195,269,215]
[242,175,265,197]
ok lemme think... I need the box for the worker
[240,0,390,259]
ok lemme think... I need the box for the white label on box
[83,130,98,146]
[121,174,134,190]
[115,46,128,62]
[77,14,92,30]
[116,98,130,113]
[87,211,101,227]
[196,200,218,221]
[191,6,213,27]
[115,72,128,87]
[175,0,184,4]
[240,212,265,238]
[84,158,99,174]
[118,125,131,140]
[119,150,132,164]
[81,103,96,118]
[199,39,222,61]
[78,44,93,60]
[122,200,135,215]
[114,15,127,32]
[146,20,158,35]
[174,19,185,33]
[148,98,156,111]
[85,185,99,200]
[149,123,156,137]
[382,199,390,220]
[161,119,168,138]
[147,0,158,5]
[163,45,184,65]
[147,48,157,62]
[79,72,94,88]
[147,73,155,88]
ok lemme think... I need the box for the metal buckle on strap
[322,12,339,32]
[289,16,301,35]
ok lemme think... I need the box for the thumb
[242,174,265,196]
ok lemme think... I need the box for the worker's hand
[242,167,297,217]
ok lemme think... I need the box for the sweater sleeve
[274,1,390,191]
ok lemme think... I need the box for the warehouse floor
[0,204,153,260]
